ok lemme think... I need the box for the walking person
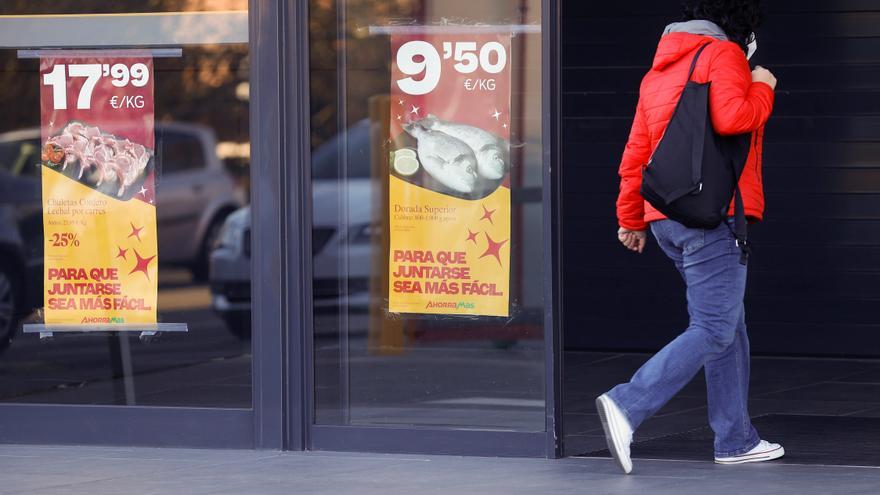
[596,0,782,474]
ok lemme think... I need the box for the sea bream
[418,115,509,180]
[403,122,478,194]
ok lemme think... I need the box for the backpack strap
[733,184,750,265]
[729,133,756,266]
[687,43,712,82]
[687,43,712,188]
[687,42,751,264]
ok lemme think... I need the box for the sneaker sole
[715,446,785,465]
[596,395,632,474]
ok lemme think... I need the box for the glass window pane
[0,3,252,408]
[0,1,245,15]
[310,0,546,430]
[158,129,209,174]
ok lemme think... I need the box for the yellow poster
[42,168,157,324]
[389,176,511,316]
[39,52,158,326]
[388,32,512,316]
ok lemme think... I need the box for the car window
[312,119,372,180]
[0,138,42,177]
[158,129,206,174]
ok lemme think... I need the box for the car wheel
[191,213,228,282]
[0,264,20,352]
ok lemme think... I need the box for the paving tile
[850,407,880,418]
[748,358,878,396]
[4,445,880,495]
[564,412,600,434]
[565,354,880,455]
[563,352,623,370]
[758,382,880,403]
[749,397,880,417]
[835,367,880,384]
[565,394,706,421]
[563,434,611,456]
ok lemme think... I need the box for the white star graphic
[410,105,420,115]
[149,199,154,204]
[396,114,402,121]
[502,123,508,129]
[49,120,55,128]
[398,99,404,105]
[138,186,148,196]
[492,108,502,120]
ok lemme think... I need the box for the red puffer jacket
[616,32,775,231]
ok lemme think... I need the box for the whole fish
[418,115,509,180]
[403,123,478,194]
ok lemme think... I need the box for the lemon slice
[394,155,420,176]
[395,148,417,160]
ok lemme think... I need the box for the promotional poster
[39,51,158,326]
[388,33,512,317]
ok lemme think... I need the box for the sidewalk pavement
[2,445,880,495]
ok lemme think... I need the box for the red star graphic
[127,222,144,241]
[479,233,509,267]
[466,229,479,244]
[480,204,496,225]
[129,249,156,280]
[116,246,129,260]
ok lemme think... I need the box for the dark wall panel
[561,0,880,357]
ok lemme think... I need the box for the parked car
[154,123,243,280]
[210,119,375,339]
[209,206,251,340]
[0,123,241,350]
[0,137,42,350]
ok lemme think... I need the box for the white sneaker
[714,440,785,465]
[596,394,634,474]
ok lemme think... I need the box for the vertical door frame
[250,0,291,449]
[543,0,564,459]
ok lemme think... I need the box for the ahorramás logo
[81,316,125,324]
[425,301,475,310]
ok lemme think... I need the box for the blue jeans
[607,218,760,457]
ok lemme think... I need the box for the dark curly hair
[682,0,763,52]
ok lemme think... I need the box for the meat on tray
[42,121,151,197]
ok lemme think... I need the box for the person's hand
[618,228,647,254]
[751,66,777,90]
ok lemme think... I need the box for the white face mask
[747,33,758,60]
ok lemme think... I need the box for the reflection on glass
[0,1,247,15]
[0,4,252,407]
[310,0,545,430]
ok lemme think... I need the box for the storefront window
[310,0,545,430]
[0,2,252,407]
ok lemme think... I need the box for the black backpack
[640,43,753,264]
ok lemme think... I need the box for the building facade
[1,1,878,460]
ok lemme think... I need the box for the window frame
[0,0,282,450]
[291,0,563,457]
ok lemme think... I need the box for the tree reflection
[0,0,247,15]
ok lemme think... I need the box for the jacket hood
[652,20,729,72]
[651,32,720,71]
[664,20,728,41]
